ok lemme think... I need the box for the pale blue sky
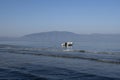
[0,0,120,37]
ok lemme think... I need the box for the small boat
[61,42,73,47]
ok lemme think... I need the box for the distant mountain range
[22,31,80,42]
[0,31,120,42]
[23,31,79,38]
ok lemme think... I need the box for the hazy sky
[0,0,120,37]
